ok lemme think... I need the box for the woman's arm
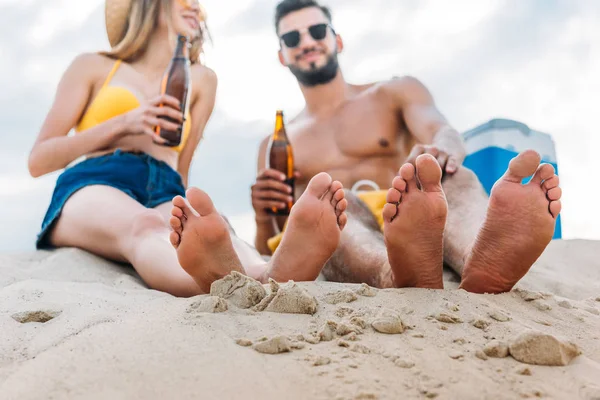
[28,54,128,177]
[177,66,218,188]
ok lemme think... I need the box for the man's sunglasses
[279,23,334,48]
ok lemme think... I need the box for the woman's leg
[49,185,202,297]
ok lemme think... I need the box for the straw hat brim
[105,0,133,48]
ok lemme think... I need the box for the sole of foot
[383,154,448,289]
[268,172,348,283]
[459,150,562,294]
[170,188,244,293]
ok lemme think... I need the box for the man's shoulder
[378,75,428,93]
[375,76,433,105]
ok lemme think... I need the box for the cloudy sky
[0,0,598,252]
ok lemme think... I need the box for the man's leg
[323,155,448,289]
[441,166,488,276]
[321,191,393,288]
[443,151,562,293]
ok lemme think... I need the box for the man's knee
[130,210,168,238]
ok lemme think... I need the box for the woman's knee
[130,209,168,239]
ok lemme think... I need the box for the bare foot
[459,150,562,294]
[267,172,348,282]
[170,188,244,293]
[383,154,447,289]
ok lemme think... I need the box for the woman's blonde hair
[102,0,208,64]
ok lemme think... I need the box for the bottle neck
[173,35,189,60]
[273,112,287,140]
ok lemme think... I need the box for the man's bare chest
[289,104,411,173]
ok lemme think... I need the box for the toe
[173,194,197,218]
[327,180,343,203]
[338,213,348,231]
[186,187,215,217]
[170,216,183,234]
[547,187,562,201]
[383,203,399,223]
[542,176,559,191]
[530,163,555,185]
[171,204,184,218]
[392,176,407,192]
[331,186,345,207]
[336,198,348,215]
[400,163,418,192]
[169,231,181,248]
[504,150,541,183]
[306,172,333,199]
[386,187,402,204]
[415,154,443,192]
[549,200,562,219]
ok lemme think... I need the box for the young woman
[30,0,348,297]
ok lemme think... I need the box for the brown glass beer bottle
[266,110,295,216]
[155,34,191,147]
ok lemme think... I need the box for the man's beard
[289,52,340,87]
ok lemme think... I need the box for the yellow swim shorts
[266,190,388,254]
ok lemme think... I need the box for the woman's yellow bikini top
[76,60,191,153]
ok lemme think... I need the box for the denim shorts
[36,150,186,249]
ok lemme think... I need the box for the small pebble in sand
[471,319,490,330]
[11,309,62,324]
[509,331,582,366]
[371,310,405,334]
[439,325,448,331]
[394,358,415,369]
[596,297,600,302]
[337,322,362,336]
[557,300,573,309]
[345,332,359,341]
[446,303,460,312]
[533,301,552,311]
[210,272,266,309]
[188,296,228,314]
[325,290,358,305]
[335,307,355,318]
[304,335,320,345]
[319,321,338,342]
[515,366,533,376]
[349,316,367,330]
[235,338,253,347]
[355,283,378,297]
[253,336,292,354]
[517,290,545,302]
[313,356,331,366]
[351,344,371,354]
[475,350,488,361]
[290,341,306,350]
[449,351,464,360]
[488,311,511,322]
[412,333,425,338]
[434,313,462,324]
[338,340,350,348]
[254,280,318,315]
[483,340,509,358]
[453,338,466,345]
[585,307,600,316]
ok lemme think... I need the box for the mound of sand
[1,240,600,399]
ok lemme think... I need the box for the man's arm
[252,137,293,255]
[385,76,466,174]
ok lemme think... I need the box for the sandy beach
[1,239,599,400]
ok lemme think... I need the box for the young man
[252,0,562,293]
